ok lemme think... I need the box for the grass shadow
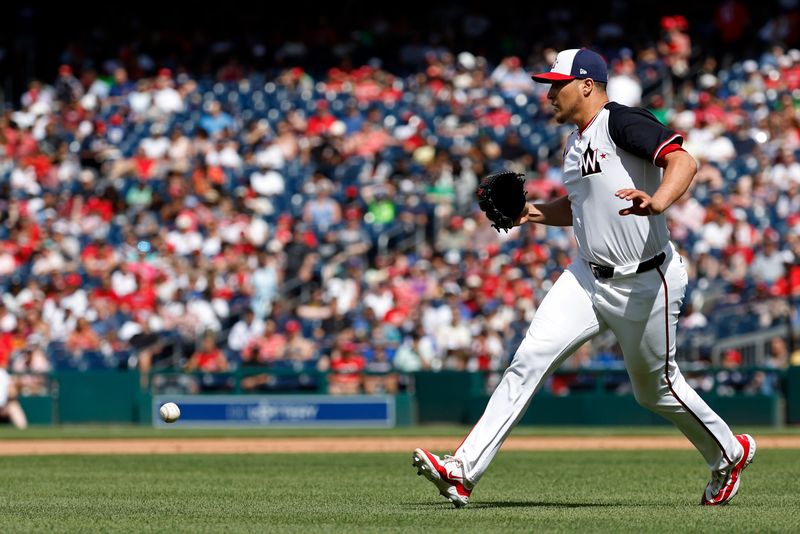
[414,501,618,509]
[471,500,618,509]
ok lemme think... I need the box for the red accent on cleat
[421,450,471,497]
[701,434,756,506]
[412,448,472,507]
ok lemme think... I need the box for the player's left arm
[605,102,696,217]
[616,150,697,216]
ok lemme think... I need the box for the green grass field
[0,447,798,533]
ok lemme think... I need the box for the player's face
[546,79,579,124]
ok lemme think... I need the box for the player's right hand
[616,189,659,216]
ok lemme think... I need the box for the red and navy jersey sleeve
[605,102,683,165]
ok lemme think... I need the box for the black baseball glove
[476,170,527,233]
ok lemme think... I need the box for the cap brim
[531,72,575,82]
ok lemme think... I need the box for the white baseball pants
[455,244,742,485]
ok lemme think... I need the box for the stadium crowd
[1,4,799,398]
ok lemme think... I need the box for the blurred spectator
[297,288,333,324]
[437,307,472,369]
[549,341,595,395]
[668,190,706,242]
[283,320,316,362]
[303,181,342,233]
[227,308,265,356]
[66,317,101,355]
[307,100,337,137]
[199,101,235,137]
[607,50,642,107]
[242,319,286,365]
[658,15,692,81]
[152,68,183,115]
[490,56,533,97]
[768,148,800,191]
[715,349,748,395]
[436,216,470,253]
[750,236,789,284]
[363,345,398,394]
[766,336,790,369]
[251,251,282,320]
[701,205,734,251]
[126,316,166,385]
[393,329,436,372]
[364,278,395,322]
[714,1,750,52]
[185,331,229,373]
[54,64,83,105]
[250,158,285,198]
[324,261,363,315]
[327,342,366,395]
[680,301,709,330]
[471,327,504,371]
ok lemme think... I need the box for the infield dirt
[1,435,799,455]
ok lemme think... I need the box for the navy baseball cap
[531,48,608,83]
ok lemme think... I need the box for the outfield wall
[414,370,787,426]
[15,368,799,427]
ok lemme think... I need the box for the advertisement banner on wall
[152,395,395,428]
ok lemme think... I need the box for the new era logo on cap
[532,48,608,83]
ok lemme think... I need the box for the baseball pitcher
[413,48,755,508]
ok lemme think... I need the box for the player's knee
[633,389,663,411]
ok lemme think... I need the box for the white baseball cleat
[700,433,756,506]
[412,448,472,508]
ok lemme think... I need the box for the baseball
[159,402,181,423]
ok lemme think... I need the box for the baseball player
[0,341,28,429]
[413,48,755,507]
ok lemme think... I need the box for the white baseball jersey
[563,102,682,268]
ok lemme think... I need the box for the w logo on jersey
[580,142,602,177]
